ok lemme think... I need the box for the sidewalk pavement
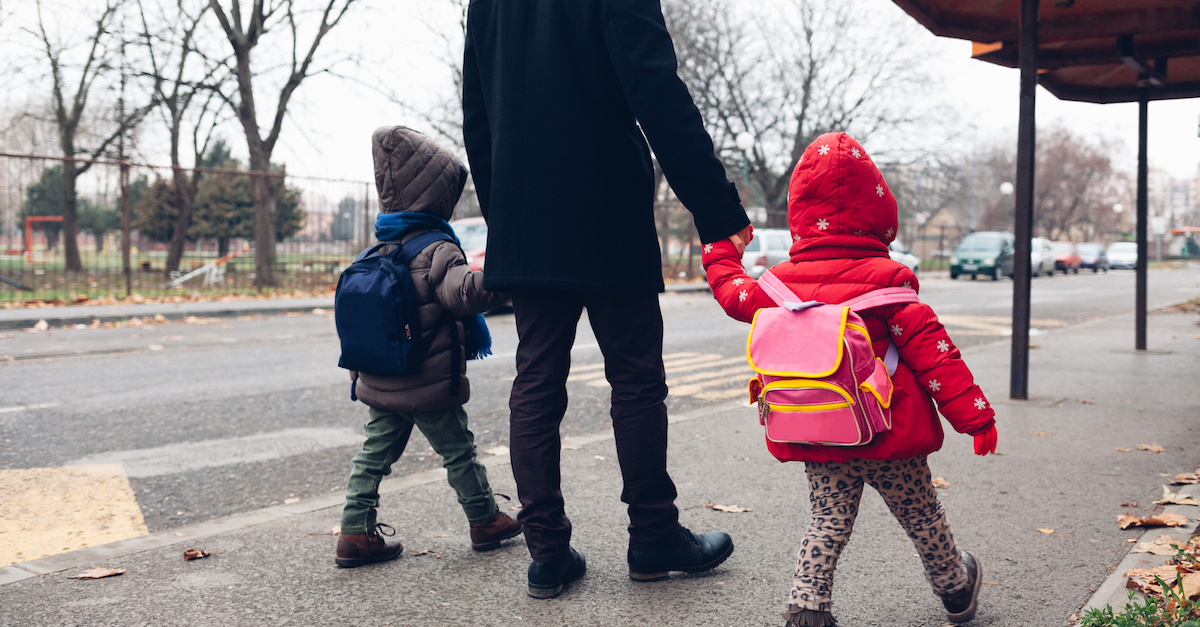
[0,283,716,330]
[1,308,1198,626]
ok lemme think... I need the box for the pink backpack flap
[747,271,918,447]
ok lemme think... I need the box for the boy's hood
[372,126,467,220]
[787,132,897,260]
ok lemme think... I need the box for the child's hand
[973,426,998,456]
[728,225,754,256]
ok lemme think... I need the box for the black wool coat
[463,0,750,293]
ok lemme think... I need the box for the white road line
[666,365,754,386]
[0,403,59,414]
[670,374,758,397]
[65,428,365,478]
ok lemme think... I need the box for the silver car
[889,239,921,274]
[743,228,794,278]
[1107,241,1138,269]
[1030,237,1055,277]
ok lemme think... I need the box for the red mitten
[973,426,998,456]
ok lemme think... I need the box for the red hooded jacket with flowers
[703,132,995,463]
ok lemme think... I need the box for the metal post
[120,161,132,297]
[1136,88,1149,351]
[1010,0,1038,400]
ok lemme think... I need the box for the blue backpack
[335,231,458,385]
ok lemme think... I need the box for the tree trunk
[95,231,105,253]
[218,237,229,258]
[61,159,83,270]
[251,160,277,289]
[165,166,194,275]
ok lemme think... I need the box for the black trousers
[509,289,681,562]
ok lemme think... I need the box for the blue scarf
[375,212,492,360]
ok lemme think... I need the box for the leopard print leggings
[790,456,967,611]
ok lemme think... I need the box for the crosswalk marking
[585,355,747,387]
[669,373,757,397]
[666,365,754,386]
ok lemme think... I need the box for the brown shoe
[470,510,523,551]
[336,523,404,568]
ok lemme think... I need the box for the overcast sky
[7,0,1200,186]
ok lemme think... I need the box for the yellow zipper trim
[747,306,848,378]
[761,379,857,414]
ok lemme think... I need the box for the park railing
[0,152,379,303]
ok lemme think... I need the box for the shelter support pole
[1135,87,1148,351]
[1010,0,1038,400]
[120,161,132,297]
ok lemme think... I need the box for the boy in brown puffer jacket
[335,126,521,568]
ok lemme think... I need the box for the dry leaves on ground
[1154,486,1200,507]
[1115,447,1133,453]
[1119,511,1190,530]
[1078,399,1095,405]
[183,549,210,560]
[410,550,441,558]
[1037,528,1055,535]
[931,477,951,489]
[1030,431,1054,437]
[1174,472,1200,485]
[484,446,510,456]
[1139,443,1167,453]
[70,567,124,579]
[1133,534,1187,556]
[25,319,49,333]
[1125,538,1200,604]
[704,499,751,513]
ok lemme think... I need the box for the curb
[0,299,335,330]
[0,399,746,586]
[1079,483,1200,617]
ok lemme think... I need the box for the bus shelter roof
[893,0,1200,103]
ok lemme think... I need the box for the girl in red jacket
[703,132,999,627]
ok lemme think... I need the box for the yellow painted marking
[670,374,762,397]
[666,365,754,387]
[0,465,148,567]
[693,387,755,401]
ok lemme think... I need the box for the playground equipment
[159,245,251,289]
[24,216,64,263]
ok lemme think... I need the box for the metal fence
[0,153,379,303]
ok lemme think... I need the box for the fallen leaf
[1133,534,1185,556]
[1120,502,1139,508]
[1175,473,1200,485]
[174,532,187,537]
[410,550,441,558]
[283,497,300,504]
[1139,443,1166,453]
[1154,486,1200,507]
[26,319,49,333]
[594,455,606,460]
[88,319,101,329]
[1121,512,1190,529]
[931,477,950,489]
[1115,448,1133,453]
[561,445,582,450]
[311,308,328,315]
[161,335,184,341]
[703,499,751,513]
[1078,399,1095,405]
[183,549,210,560]
[153,314,168,323]
[983,581,1002,586]
[70,567,124,579]
[1127,539,1138,543]
[1037,528,1055,535]
[1125,564,1180,596]
[0,333,15,339]
[993,451,1007,456]
[148,344,164,351]
[1030,431,1054,437]
[332,525,340,536]
[484,446,510,456]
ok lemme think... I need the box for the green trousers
[341,405,496,535]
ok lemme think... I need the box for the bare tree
[207,0,357,288]
[137,0,231,274]
[1032,126,1118,241]
[664,0,939,227]
[29,0,156,270]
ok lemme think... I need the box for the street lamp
[735,132,754,212]
[999,182,1014,227]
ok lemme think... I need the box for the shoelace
[372,523,397,538]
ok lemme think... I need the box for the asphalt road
[1,267,1196,542]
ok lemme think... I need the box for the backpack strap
[841,287,919,312]
[354,230,457,264]
[758,270,825,312]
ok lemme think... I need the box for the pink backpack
[747,271,919,447]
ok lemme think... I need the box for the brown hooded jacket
[350,126,508,412]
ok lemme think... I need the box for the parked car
[1107,241,1138,269]
[1050,241,1082,274]
[888,239,920,274]
[1076,242,1108,273]
[742,228,793,278]
[449,216,488,271]
[950,231,1015,280]
[1030,237,1056,277]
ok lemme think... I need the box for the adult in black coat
[463,0,747,599]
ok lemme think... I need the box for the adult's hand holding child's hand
[973,425,998,456]
[728,225,754,256]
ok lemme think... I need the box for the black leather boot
[940,550,982,624]
[627,527,734,582]
[527,546,586,599]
